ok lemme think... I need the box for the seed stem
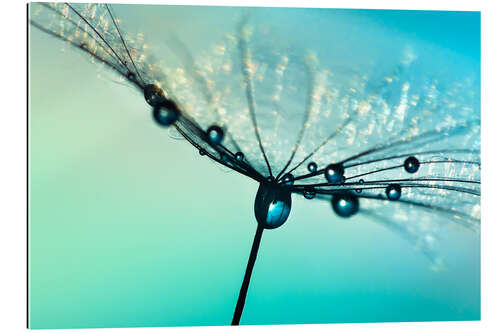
[231,224,264,325]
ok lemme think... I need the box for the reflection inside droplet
[254,182,292,229]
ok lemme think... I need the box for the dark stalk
[232,224,265,326]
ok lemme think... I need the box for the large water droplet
[144,84,166,107]
[207,125,224,144]
[325,163,345,184]
[254,182,292,229]
[385,184,402,200]
[331,193,359,218]
[152,100,180,127]
[404,156,420,173]
[307,162,318,173]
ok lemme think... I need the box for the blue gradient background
[28,5,480,329]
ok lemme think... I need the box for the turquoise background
[28,5,480,329]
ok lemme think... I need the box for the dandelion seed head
[30,3,480,265]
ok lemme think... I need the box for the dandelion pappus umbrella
[29,2,480,326]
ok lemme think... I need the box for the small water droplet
[404,156,420,173]
[152,100,179,127]
[266,176,275,183]
[307,162,318,173]
[144,84,166,106]
[303,187,316,200]
[282,173,294,186]
[207,125,224,144]
[385,184,402,200]
[325,163,345,184]
[127,72,136,80]
[356,178,364,193]
[235,152,244,162]
[199,149,206,156]
[331,193,359,218]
